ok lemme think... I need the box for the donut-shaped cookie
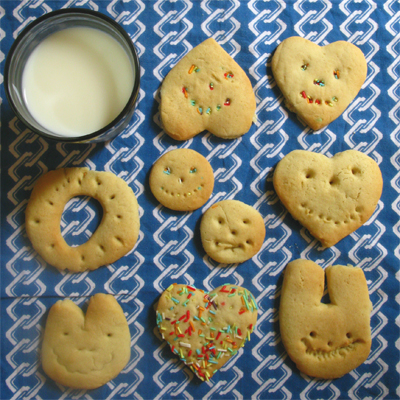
[25,168,140,273]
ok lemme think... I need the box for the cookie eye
[163,167,171,175]
[189,167,197,174]
[333,70,340,79]
[313,79,325,87]
[301,63,309,71]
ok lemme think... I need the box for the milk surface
[22,26,134,137]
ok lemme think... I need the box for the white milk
[22,26,134,137]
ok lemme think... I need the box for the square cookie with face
[280,259,372,379]
[272,36,367,130]
[160,38,256,140]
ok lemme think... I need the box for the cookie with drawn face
[280,259,372,379]
[200,200,265,264]
[160,38,256,140]
[149,148,214,211]
[271,37,367,130]
[41,294,131,389]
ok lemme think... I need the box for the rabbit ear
[281,259,325,307]
[325,265,371,311]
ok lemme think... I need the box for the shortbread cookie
[149,148,214,211]
[160,38,256,140]
[156,283,258,381]
[273,150,382,247]
[280,259,372,379]
[42,294,131,389]
[200,200,265,264]
[272,36,367,130]
[25,168,140,272]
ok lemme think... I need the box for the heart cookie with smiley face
[272,36,367,130]
[149,148,214,211]
[200,200,265,264]
[280,259,372,379]
[156,283,258,382]
[273,150,382,247]
[41,294,131,389]
[160,38,256,140]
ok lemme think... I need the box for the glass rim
[4,8,141,143]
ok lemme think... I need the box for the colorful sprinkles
[334,70,340,79]
[224,71,234,79]
[313,79,325,87]
[300,91,339,106]
[188,64,200,74]
[156,283,257,381]
[301,63,309,71]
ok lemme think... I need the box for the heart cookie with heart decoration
[41,294,131,389]
[156,283,258,381]
[273,150,382,247]
[160,38,256,140]
[271,36,367,130]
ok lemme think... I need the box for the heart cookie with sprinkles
[156,283,258,382]
[160,38,256,140]
[273,150,383,247]
[271,36,367,130]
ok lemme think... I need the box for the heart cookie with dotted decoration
[280,259,372,379]
[160,38,256,140]
[156,283,258,382]
[273,150,382,247]
[41,294,131,389]
[272,36,367,130]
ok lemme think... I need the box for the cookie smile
[301,337,364,359]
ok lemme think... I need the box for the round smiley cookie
[200,200,265,264]
[149,148,214,211]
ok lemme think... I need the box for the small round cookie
[25,168,140,273]
[149,148,214,211]
[42,293,131,389]
[200,200,265,264]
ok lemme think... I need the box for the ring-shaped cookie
[25,168,140,273]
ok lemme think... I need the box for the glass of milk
[4,9,140,143]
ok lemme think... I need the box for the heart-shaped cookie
[156,283,258,381]
[273,150,382,247]
[271,37,367,130]
[42,294,131,389]
[280,259,372,379]
[160,38,256,140]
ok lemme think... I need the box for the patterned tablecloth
[1,1,399,399]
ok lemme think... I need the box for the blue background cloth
[1,0,399,399]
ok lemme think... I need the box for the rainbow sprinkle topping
[156,283,257,381]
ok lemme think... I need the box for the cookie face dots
[272,37,367,130]
[41,294,131,389]
[200,200,265,264]
[149,148,214,211]
[279,260,372,379]
[160,38,256,140]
